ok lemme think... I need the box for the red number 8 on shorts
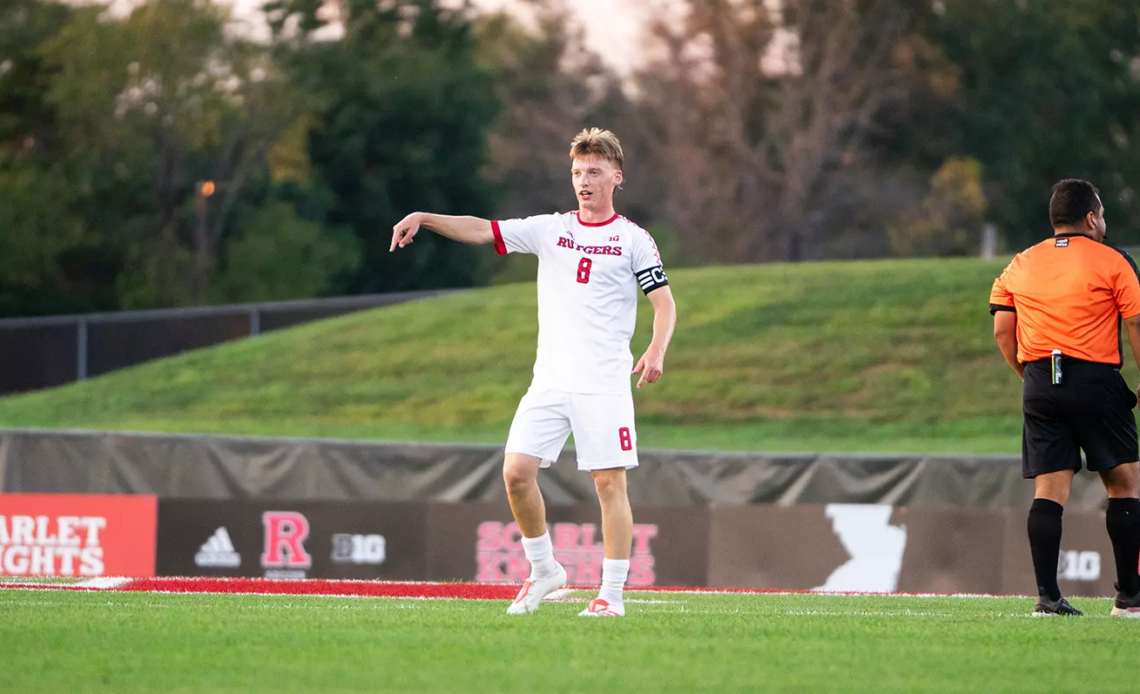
[618,427,632,451]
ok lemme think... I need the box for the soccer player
[390,128,677,617]
[990,179,1140,617]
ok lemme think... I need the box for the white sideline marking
[544,589,575,601]
[75,577,133,589]
[788,609,955,618]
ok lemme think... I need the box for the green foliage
[215,202,360,302]
[889,157,988,257]
[916,1,1140,248]
[0,0,69,156]
[0,259,1034,454]
[0,0,368,315]
[0,161,93,315]
[282,0,500,293]
[1,589,1136,693]
[0,0,115,316]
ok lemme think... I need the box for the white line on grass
[75,577,133,589]
[787,609,955,618]
[544,589,575,601]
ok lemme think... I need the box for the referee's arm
[990,266,1022,378]
[1124,315,1140,374]
[993,310,1023,379]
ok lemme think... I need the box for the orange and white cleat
[505,563,567,615]
[577,597,625,617]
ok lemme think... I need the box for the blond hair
[569,128,624,170]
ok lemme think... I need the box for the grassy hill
[0,258,1063,454]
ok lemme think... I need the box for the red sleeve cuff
[492,221,507,256]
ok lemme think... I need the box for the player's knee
[1101,463,1140,498]
[1108,483,1140,499]
[502,460,538,494]
[590,469,626,500]
[1105,476,1140,498]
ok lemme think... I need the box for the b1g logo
[331,534,386,565]
[1058,550,1100,581]
[261,511,312,578]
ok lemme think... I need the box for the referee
[990,179,1140,617]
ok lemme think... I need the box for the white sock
[598,558,629,604]
[521,532,558,578]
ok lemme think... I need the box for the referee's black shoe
[1110,583,1140,618]
[1031,596,1083,617]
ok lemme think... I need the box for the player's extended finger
[389,227,403,252]
[636,370,648,388]
[632,357,645,375]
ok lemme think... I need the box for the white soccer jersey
[493,211,669,394]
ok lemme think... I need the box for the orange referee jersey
[990,233,1140,365]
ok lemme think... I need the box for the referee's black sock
[1027,498,1064,602]
[1105,497,1140,597]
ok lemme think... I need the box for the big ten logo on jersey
[1058,550,1100,581]
[475,521,658,586]
[331,533,386,565]
[261,511,312,578]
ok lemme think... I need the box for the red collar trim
[574,212,620,227]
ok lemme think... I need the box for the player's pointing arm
[390,212,494,251]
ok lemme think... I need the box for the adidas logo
[195,527,241,568]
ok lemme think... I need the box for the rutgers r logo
[261,511,312,569]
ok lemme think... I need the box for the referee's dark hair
[1050,178,1101,228]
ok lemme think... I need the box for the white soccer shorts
[505,387,639,471]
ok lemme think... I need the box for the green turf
[0,588,1134,693]
[0,258,1092,454]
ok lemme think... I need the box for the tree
[637,0,916,262]
[911,1,1140,249]
[0,0,113,316]
[272,0,501,293]
[41,0,313,305]
[888,157,988,257]
[214,201,359,301]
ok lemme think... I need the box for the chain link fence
[0,291,453,395]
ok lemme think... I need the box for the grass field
[1,582,1135,694]
[0,257,1105,454]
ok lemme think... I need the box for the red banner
[0,493,157,577]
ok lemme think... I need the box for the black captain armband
[636,265,669,295]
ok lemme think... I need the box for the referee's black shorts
[1022,358,1139,479]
